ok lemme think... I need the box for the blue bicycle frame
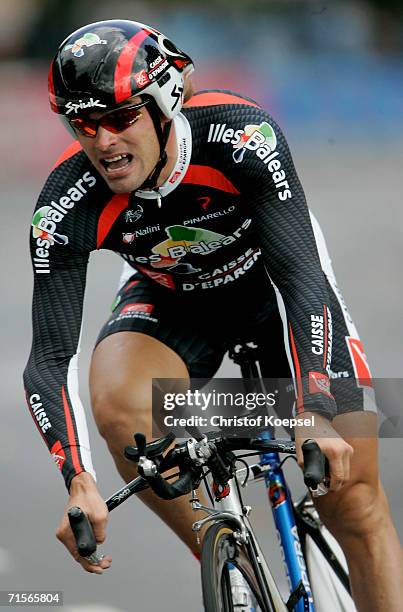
[259,430,315,612]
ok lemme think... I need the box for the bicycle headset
[48,19,194,189]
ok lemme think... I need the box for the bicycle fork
[193,475,288,611]
[259,443,315,612]
[215,485,288,612]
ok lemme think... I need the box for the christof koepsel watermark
[163,414,315,429]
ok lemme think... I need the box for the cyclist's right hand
[56,471,112,574]
[294,412,354,493]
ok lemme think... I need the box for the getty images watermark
[162,389,314,429]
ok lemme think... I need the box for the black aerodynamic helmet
[48,19,194,119]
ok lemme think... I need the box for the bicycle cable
[201,467,216,507]
[279,455,298,469]
[235,458,251,487]
[233,466,246,510]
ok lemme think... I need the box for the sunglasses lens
[68,102,146,137]
[70,117,97,137]
[101,106,143,133]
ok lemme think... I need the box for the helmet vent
[162,39,179,54]
[158,72,171,87]
[92,58,106,85]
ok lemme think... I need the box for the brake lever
[134,433,159,478]
[134,432,147,457]
[310,457,330,498]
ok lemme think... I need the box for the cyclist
[24,19,403,609]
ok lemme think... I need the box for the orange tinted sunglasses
[68,100,149,137]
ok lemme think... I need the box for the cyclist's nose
[95,126,119,151]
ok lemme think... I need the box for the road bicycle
[68,341,357,611]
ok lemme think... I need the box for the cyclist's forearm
[24,351,96,490]
[247,117,336,417]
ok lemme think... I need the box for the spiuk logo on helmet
[65,32,107,58]
[65,98,107,115]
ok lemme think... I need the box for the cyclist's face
[75,97,160,194]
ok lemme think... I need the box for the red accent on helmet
[114,28,150,103]
[48,61,58,112]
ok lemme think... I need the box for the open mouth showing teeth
[101,154,133,172]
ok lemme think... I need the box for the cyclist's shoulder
[43,141,99,194]
[184,89,260,110]
[183,89,277,125]
[34,141,105,217]
[30,142,106,264]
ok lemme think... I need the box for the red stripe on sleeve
[289,324,304,414]
[97,194,129,248]
[51,141,82,171]
[185,92,259,109]
[62,385,83,475]
[124,280,140,292]
[182,165,240,195]
[114,29,150,103]
[323,304,328,369]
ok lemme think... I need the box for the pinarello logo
[121,303,154,314]
[50,441,66,471]
[308,372,332,397]
[134,70,150,87]
[197,196,212,211]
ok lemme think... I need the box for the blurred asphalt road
[1,147,402,611]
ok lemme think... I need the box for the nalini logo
[65,32,107,58]
[233,122,277,164]
[122,232,135,244]
[31,171,96,274]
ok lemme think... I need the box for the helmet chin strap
[138,99,172,191]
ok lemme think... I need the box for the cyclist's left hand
[294,412,354,492]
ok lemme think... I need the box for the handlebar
[69,432,328,561]
[67,506,105,565]
[130,433,327,499]
[139,468,195,500]
[301,438,326,489]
